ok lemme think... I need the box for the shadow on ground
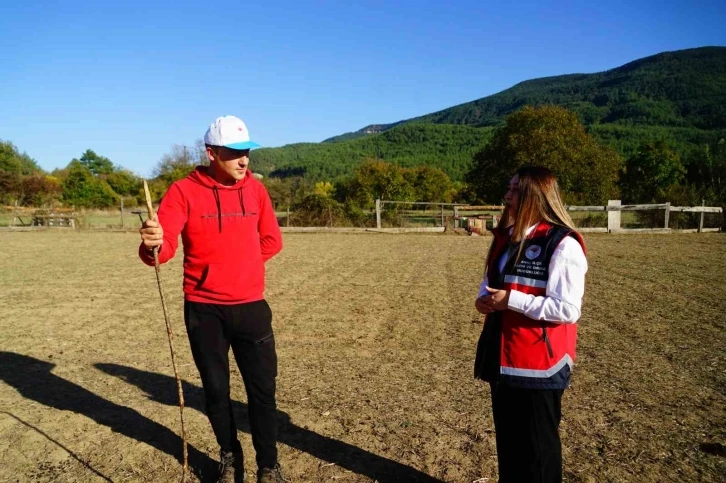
[0,351,216,481]
[0,351,438,482]
[96,362,440,482]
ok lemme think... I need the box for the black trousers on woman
[184,299,278,470]
[490,383,564,483]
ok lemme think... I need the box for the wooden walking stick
[143,180,188,482]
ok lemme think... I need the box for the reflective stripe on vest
[500,353,573,378]
[503,275,547,289]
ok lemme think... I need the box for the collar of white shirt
[508,224,538,236]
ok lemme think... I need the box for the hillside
[252,47,726,181]
[252,124,494,181]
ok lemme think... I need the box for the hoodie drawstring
[212,183,247,233]
[212,186,222,233]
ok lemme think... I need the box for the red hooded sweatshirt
[139,166,282,304]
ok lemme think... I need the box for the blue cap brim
[224,141,261,150]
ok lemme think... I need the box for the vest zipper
[541,324,554,358]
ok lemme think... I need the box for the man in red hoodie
[139,115,284,483]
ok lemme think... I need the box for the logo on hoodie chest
[200,193,258,227]
[201,210,258,219]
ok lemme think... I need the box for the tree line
[0,142,207,209]
[1,106,724,227]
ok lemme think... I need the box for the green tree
[466,105,621,204]
[450,181,476,204]
[340,159,415,209]
[292,193,345,227]
[77,149,114,176]
[621,141,686,203]
[0,171,22,204]
[687,139,726,205]
[313,181,334,197]
[708,139,726,204]
[261,176,311,210]
[62,161,118,208]
[404,165,453,202]
[50,166,70,183]
[106,169,141,196]
[154,144,205,186]
[0,140,42,175]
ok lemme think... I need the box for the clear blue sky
[1,0,724,177]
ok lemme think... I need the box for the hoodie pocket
[194,259,264,300]
[196,263,237,296]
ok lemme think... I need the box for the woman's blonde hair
[488,166,576,268]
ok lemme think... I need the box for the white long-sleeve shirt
[477,226,588,324]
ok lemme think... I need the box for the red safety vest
[487,222,586,389]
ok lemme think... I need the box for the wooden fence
[4,200,722,233]
[5,205,77,228]
[376,199,723,233]
[571,201,722,233]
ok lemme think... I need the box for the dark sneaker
[217,450,243,483]
[257,463,286,483]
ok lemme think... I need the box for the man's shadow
[95,362,440,482]
[0,351,439,482]
[0,352,217,481]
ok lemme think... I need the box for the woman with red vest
[474,166,587,483]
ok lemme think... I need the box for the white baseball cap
[204,115,261,150]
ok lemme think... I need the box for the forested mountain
[252,47,726,181]
[253,124,494,182]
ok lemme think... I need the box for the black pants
[490,384,564,483]
[184,299,278,470]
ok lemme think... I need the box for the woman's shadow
[0,352,439,482]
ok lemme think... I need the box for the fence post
[286,205,290,227]
[492,215,498,229]
[664,202,671,229]
[120,197,125,229]
[440,204,444,227]
[698,200,705,233]
[376,199,382,229]
[12,200,18,227]
[607,200,621,232]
